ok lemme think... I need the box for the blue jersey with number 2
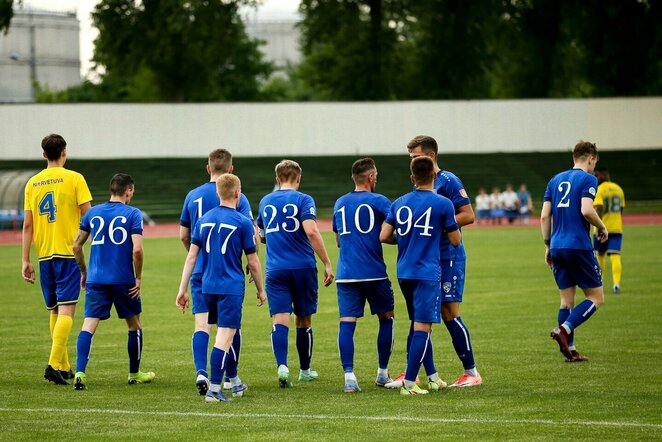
[544,168,598,251]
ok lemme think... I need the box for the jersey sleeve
[300,194,317,222]
[130,208,144,235]
[385,203,396,226]
[378,195,392,220]
[191,219,202,248]
[441,199,459,232]
[80,210,91,232]
[593,184,605,207]
[543,181,552,202]
[443,175,471,210]
[76,174,93,206]
[23,181,32,211]
[242,217,257,255]
[238,194,254,220]
[331,201,338,233]
[583,175,598,200]
[180,193,191,228]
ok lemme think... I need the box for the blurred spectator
[475,188,491,225]
[517,183,534,224]
[501,184,520,224]
[489,187,504,224]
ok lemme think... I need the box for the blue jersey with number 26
[80,201,143,285]
[544,168,597,251]
[191,206,256,296]
[257,189,317,271]
[333,191,391,281]
[386,190,459,282]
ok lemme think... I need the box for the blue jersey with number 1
[386,190,459,282]
[435,170,470,261]
[333,191,391,281]
[180,182,253,274]
[191,206,256,296]
[80,201,143,285]
[257,189,317,271]
[544,168,598,251]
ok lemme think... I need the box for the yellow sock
[597,253,606,280]
[48,315,73,370]
[610,254,622,286]
[49,313,61,370]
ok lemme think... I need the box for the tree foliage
[0,0,14,34]
[87,0,272,102]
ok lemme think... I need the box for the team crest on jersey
[310,207,316,215]
[589,187,596,196]
[459,189,468,198]
[442,282,452,293]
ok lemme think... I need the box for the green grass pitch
[1,225,661,440]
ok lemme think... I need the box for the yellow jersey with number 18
[24,167,93,261]
[593,181,625,234]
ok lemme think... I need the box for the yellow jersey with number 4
[593,181,625,234]
[24,167,93,261]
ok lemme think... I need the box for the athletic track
[1,214,661,245]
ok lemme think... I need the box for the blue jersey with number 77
[544,168,598,251]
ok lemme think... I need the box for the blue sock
[444,317,476,370]
[128,329,142,373]
[192,331,209,377]
[209,347,227,386]
[271,324,289,367]
[558,307,573,347]
[405,330,429,382]
[338,321,356,373]
[296,327,313,370]
[406,321,414,356]
[377,317,393,370]
[421,334,437,376]
[225,330,241,379]
[563,300,598,332]
[76,330,93,373]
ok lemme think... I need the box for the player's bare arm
[302,219,334,286]
[130,233,144,299]
[581,197,608,242]
[448,229,462,247]
[540,201,553,268]
[455,202,475,227]
[79,201,92,216]
[246,252,266,307]
[176,244,200,312]
[73,229,91,289]
[21,210,35,284]
[179,226,191,251]
[379,222,396,244]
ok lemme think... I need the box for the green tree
[90,0,272,102]
[1,0,15,34]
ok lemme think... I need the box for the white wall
[1,98,661,160]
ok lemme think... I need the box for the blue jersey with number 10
[180,182,253,274]
[333,191,391,281]
[386,190,459,282]
[544,168,598,251]
[191,206,256,296]
[257,189,317,271]
[80,201,143,285]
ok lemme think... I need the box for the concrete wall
[1,98,661,160]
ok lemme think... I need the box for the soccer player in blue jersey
[393,135,481,388]
[380,156,461,395]
[22,134,92,385]
[333,158,395,393]
[72,173,155,389]
[178,149,255,395]
[542,141,608,362]
[177,174,266,403]
[257,160,334,387]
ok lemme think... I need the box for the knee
[377,311,394,321]
[295,315,312,329]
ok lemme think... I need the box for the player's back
[435,169,470,260]
[596,181,625,233]
[24,167,92,261]
[388,190,458,282]
[545,169,598,251]
[82,201,142,285]
[333,191,391,281]
[193,206,256,296]
[258,189,317,272]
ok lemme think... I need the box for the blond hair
[275,159,302,183]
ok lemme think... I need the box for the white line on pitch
[0,407,661,429]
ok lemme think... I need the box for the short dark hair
[573,141,598,162]
[407,135,438,155]
[209,149,233,174]
[352,158,376,184]
[410,156,435,185]
[594,165,608,174]
[41,134,67,161]
[110,173,134,196]
[275,159,302,183]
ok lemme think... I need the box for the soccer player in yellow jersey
[22,134,93,385]
[593,166,625,294]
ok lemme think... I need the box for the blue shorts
[266,268,318,317]
[39,258,81,310]
[476,209,490,219]
[551,249,602,290]
[337,279,394,318]
[206,294,243,329]
[85,283,142,320]
[398,279,441,324]
[190,273,208,315]
[594,233,623,255]
[440,259,465,303]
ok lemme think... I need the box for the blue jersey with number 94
[80,201,143,285]
[544,168,598,251]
